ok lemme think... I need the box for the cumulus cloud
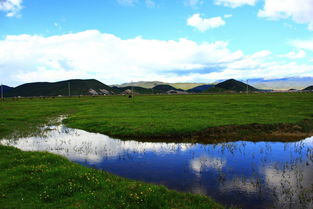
[223,14,233,19]
[214,0,313,30]
[187,14,226,32]
[215,0,258,8]
[209,61,313,81]
[292,39,313,52]
[0,30,244,85]
[258,0,313,30]
[0,0,23,17]
[1,30,313,86]
[280,50,306,59]
[251,50,272,58]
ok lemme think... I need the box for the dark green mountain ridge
[152,85,182,92]
[4,78,262,97]
[216,79,259,92]
[303,86,313,91]
[6,79,114,97]
[1,85,13,93]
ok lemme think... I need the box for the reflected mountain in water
[1,124,312,209]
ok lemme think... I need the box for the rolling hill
[111,86,157,94]
[5,80,182,97]
[114,81,209,90]
[116,81,166,89]
[152,85,182,92]
[1,85,13,94]
[3,78,263,97]
[187,79,259,93]
[187,85,215,93]
[216,79,259,92]
[303,86,313,91]
[6,79,114,97]
[169,83,209,90]
[112,84,185,94]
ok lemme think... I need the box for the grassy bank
[0,145,223,209]
[1,93,313,142]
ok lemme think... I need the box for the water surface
[1,124,312,209]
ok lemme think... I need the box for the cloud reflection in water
[1,125,193,163]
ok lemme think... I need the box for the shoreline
[64,119,313,144]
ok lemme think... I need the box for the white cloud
[215,0,313,30]
[0,0,23,17]
[207,61,313,81]
[1,123,194,163]
[251,50,272,58]
[223,14,233,19]
[187,14,226,32]
[280,50,306,59]
[215,0,258,8]
[0,30,244,86]
[258,0,313,30]
[292,39,313,52]
[1,30,313,86]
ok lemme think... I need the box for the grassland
[1,93,313,142]
[0,145,223,209]
[1,93,313,208]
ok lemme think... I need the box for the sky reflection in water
[1,125,313,209]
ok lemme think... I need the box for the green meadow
[1,93,313,208]
[1,93,313,140]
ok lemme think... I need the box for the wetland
[1,121,312,209]
[1,93,313,208]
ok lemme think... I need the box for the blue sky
[1,0,313,86]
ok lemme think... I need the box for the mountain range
[4,79,113,97]
[2,78,313,97]
[248,77,313,90]
[117,77,313,90]
[114,81,208,90]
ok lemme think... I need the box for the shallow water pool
[1,124,312,209]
